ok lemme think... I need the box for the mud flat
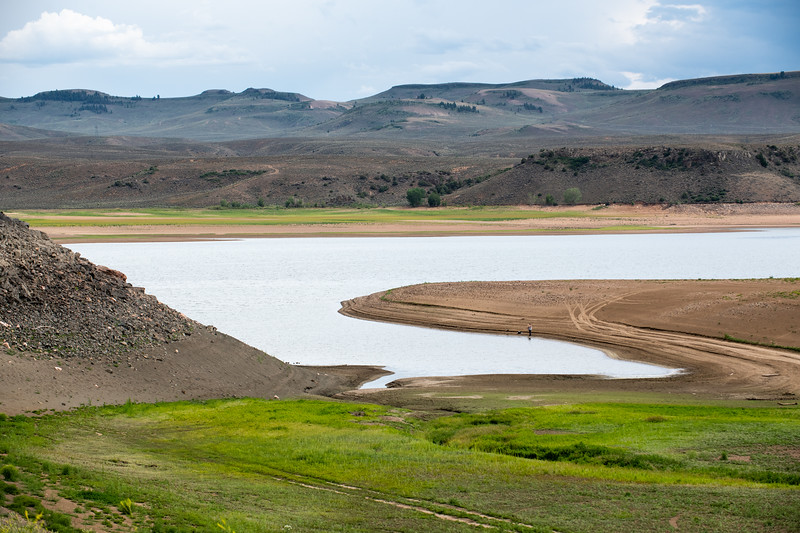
[339,279,800,401]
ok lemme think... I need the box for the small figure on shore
[527,323,533,337]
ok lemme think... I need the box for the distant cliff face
[0,213,196,362]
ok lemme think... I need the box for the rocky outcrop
[0,214,385,414]
[0,212,197,363]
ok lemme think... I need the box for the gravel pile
[0,212,197,362]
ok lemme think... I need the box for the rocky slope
[0,213,383,413]
[0,212,196,362]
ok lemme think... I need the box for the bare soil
[0,327,387,414]
[339,278,800,401]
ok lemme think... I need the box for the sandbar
[340,279,800,401]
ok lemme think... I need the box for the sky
[0,0,798,101]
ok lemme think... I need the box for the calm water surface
[69,229,800,386]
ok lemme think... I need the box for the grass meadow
[1,398,798,532]
[9,206,614,228]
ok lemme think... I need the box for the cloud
[621,71,676,89]
[409,30,475,55]
[0,9,244,67]
[646,3,707,27]
[356,85,376,96]
[0,9,157,64]
[416,60,484,79]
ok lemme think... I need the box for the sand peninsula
[340,278,800,400]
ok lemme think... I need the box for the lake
[69,228,800,387]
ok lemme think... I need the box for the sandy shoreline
[340,279,800,400]
[25,202,800,243]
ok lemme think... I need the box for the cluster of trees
[77,104,109,114]
[523,103,543,112]
[22,90,110,103]
[242,88,301,102]
[406,187,441,207]
[527,150,592,173]
[437,102,478,113]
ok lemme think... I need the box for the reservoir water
[69,228,800,386]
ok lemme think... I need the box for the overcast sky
[0,1,797,101]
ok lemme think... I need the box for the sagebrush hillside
[450,143,800,205]
[2,72,798,142]
[1,71,800,208]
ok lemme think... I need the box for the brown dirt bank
[339,279,800,401]
[0,327,388,415]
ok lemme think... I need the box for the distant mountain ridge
[2,71,800,210]
[1,72,798,142]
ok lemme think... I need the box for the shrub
[563,187,582,205]
[1,480,20,494]
[285,197,304,208]
[8,495,42,515]
[406,187,426,207]
[427,192,442,207]
[118,498,134,516]
[0,513,48,533]
[1,465,20,482]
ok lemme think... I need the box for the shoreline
[339,279,800,400]
[13,202,800,243]
[39,224,792,244]
[5,203,799,410]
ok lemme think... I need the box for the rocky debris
[0,212,197,363]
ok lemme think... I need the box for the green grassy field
[8,206,608,228]
[1,398,798,532]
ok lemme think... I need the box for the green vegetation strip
[1,399,798,532]
[10,207,603,228]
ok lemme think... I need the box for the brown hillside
[450,143,800,205]
[2,135,800,209]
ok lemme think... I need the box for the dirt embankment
[0,213,385,414]
[340,279,800,400]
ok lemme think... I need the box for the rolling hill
[1,72,798,142]
[1,71,799,208]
